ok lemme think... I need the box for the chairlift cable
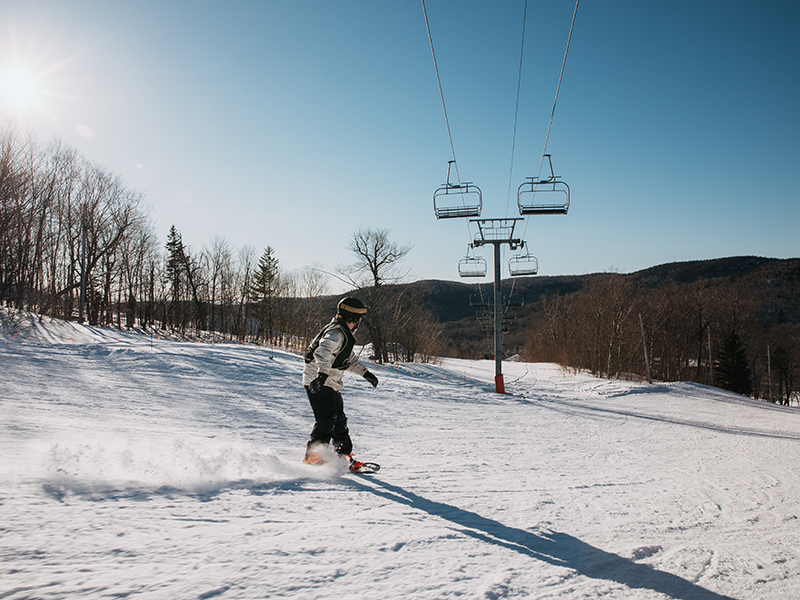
[504,258,520,319]
[513,0,578,306]
[422,0,475,242]
[502,0,531,313]
[422,0,458,178]
[499,2,533,309]
[521,0,579,242]
[540,0,579,173]
[424,1,578,319]
[505,0,529,219]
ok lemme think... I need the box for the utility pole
[79,207,87,324]
[768,344,773,403]
[639,313,652,384]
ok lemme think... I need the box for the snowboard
[302,449,380,475]
[350,461,380,475]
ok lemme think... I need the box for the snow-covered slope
[3,316,800,599]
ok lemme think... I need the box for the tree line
[0,123,441,362]
[524,272,799,405]
[5,122,795,401]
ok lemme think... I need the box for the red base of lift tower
[495,375,505,394]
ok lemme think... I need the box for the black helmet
[337,297,367,322]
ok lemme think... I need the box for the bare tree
[291,265,330,350]
[386,287,443,363]
[337,228,412,363]
[117,218,158,329]
[526,291,574,365]
[231,244,255,341]
[204,236,232,337]
[0,125,150,324]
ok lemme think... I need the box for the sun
[0,23,93,124]
[0,64,44,115]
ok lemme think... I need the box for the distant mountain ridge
[314,256,798,360]
[410,256,799,325]
[628,256,784,287]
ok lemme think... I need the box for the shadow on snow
[348,477,736,600]
[529,396,800,442]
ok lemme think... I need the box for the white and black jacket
[302,318,368,392]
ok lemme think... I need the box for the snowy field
[3,314,800,599]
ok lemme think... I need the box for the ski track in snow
[3,316,800,598]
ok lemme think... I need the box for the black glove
[363,371,378,388]
[309,373,328,394]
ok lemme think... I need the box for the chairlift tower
[431,161,563,394]
[469,218,524,394]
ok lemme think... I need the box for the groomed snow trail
[3,317,800,599]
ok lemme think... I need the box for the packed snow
[3,313,800,599]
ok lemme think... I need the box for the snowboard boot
[303,441,326,465]
[341,453,364,473]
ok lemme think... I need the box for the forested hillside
[412,257,800,404]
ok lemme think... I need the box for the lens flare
[0,64,43,114]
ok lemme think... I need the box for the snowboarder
[302,297,378,471]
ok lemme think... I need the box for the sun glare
[0,65,43,113]
[1,24,95,124]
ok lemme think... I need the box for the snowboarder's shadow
[348,477,735,600]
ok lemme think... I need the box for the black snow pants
[306,385,353,456]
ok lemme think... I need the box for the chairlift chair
[469,293,491,308]
[517,154,570,215]
[458,256,487,278]
[434,161,482,219]
[475,310,493,322]
[505,293,524,308]
[509,253,539,277]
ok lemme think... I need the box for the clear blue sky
[2,1,798,291]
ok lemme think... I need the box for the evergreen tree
[715,331,753,396]
[164,225,206,333]
[251,246,280,344]
[165,225,186,328]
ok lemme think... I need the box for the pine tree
[715,331,753,396]
[251,246,280,344]
[165,225,186,329]
[164,225,206,333]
